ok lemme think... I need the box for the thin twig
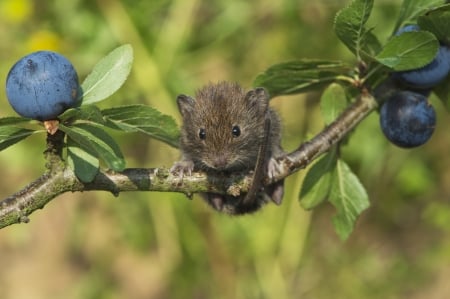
[0,91,377,229]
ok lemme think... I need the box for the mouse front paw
[170,159,195,178]
[267,157,283,180]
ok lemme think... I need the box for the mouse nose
[212,156,228,169]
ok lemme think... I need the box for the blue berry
[6,51,81,120]
[392,25,450,89]
[393,45,450,89]
[380,91,436,148]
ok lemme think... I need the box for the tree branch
[0,91,377,229]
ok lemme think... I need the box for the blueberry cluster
[5,51,81,121]
[379,25,450,148]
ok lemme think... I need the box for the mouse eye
[232,125,241,137]
[198,128,206,140]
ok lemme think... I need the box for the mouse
[170,81,285,215]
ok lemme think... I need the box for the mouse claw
[170,159,195,180]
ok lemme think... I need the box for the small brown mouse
[171,81,285,214]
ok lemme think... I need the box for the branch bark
[0,91,377,229]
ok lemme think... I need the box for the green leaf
[102,105,180,148]
[418,4,450,45]
[320,83,348,125]
[329,160,370,240]
[67,138,100,183]
[334,0,379,59]
[0,126,35,151]
[299,152,337,210]
[394,0,445,33]
[362,30,383,59]
[60,123,125,171]
[0,116,31,126]
[375,31,439,70]
[59,105,105,124]
[253,60,352,97]
[81,44,133,105]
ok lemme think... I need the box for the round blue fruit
[6,51,81,120]
[380,91,436,148]
[392,25,450,89]
[393,45,450,89]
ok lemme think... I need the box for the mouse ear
[245,87,270,114]
[177,94,196,117]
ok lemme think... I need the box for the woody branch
[0,91,377,229]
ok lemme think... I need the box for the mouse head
[177,82,270,172]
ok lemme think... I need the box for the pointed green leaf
[0,116,31,126]
[60,123,125,171]
[67,138,100,183]
[362,30,383,59]
[0,126,35,151]
[418,4,450,45]
[299,152,337,210]
[320,83,348,125]
[81,44,133,105]
[334,0,379,59]
[253,60,352,97]
[394,0,445,32]
[329,160,369,240]
[102,105,180,148]
[375,31,438,70]
[59,105,105,124]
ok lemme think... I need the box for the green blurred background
[1,0,450,298]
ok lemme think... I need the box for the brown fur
[171,81,284,214]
